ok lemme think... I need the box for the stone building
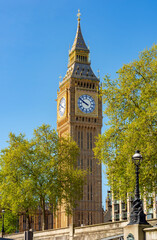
[19,11,157,233]
[56,10,103,228]
[19,10,103,231]
[104,190,157,223]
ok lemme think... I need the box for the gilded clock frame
[57,90,68,121]
[75,88,98,117]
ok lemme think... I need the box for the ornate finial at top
[59,75,62,81]
[59,75,62,86]
[77,9,81,22]
[97,69,100,79]
[88,41,90,50]
[70,9,89,53]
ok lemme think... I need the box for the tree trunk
[26,210,31,230]
[41,198,46,231]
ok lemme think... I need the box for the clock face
[59,97,66,116]
[78,94,95,113]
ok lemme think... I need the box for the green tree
[0,133,38,230]
[94,44,157,200]
[0,124,86,231]
[0,211,19,234]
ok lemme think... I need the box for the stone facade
[104,191,157,223]
[19,209,53,232]
[5,221,127,240]
[144,226,157,240]
[19,11,103,232]
[56,12,103,227]
[4,220,157,240]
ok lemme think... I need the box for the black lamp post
[128,150,149,225]
[1,209,5,238]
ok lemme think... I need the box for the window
[81,131,83,149]
[78,131,80,147]
[91,185,93,200]
[90,159,92,173]
[147,213,153,219]
[87,158,89,168]
[78,212,80,225]
[88,185,89,200]
[122,212,127,220]
[115,213,119,221]
[90,132,92,149]
[122,202,126,211]
[88,213,89,225]
[81,212,83,224]
[114,204,119,212]
[38,215,41,230]
[81,158,83,169]
[87,132,89,149]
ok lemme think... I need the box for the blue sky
[0,0,157,208]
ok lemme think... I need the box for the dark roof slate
[70,22,89,52]
[63,62,99,82]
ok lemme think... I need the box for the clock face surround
[78,94,95,113]
[59,97,66,116]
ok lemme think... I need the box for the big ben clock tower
[56,10,103,227]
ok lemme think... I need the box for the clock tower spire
[56,11,103,228]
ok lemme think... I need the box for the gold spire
[77,9,81,22]
[70,10,88,53]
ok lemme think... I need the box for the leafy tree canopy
[94,44,157,200]
[0,210,19,234]
[0,124,86,231]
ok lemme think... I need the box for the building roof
[63,62,99,82]
[70,13,89,53]
[62,10,99,83]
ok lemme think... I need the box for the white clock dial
[59,97,66,116]
[78,94,95,113]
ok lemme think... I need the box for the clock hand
[80,98,89,106]
[60,104,64,109]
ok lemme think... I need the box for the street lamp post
[128,150,149,225]
[1,209,5,238]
